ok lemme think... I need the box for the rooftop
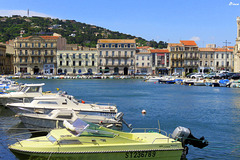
[150,49,169,53]
[180,40,197,46]
[97,39,136,44]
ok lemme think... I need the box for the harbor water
[0,79,240,160]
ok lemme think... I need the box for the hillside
[0,16,167,48]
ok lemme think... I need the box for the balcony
[184,57,199,60]
[183,64,199,67]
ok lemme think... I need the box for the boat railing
[75,99,116,107]
[130,128,168,136]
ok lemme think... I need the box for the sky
[0,0,239,47]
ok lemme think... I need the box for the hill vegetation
[0,16,167,48]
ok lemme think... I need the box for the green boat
[9,119,185,160]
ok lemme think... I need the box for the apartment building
[214,48,234,72]
[57,49,98,75]
[150,49,170,75]
[168,40,199,76]
[13,35,66,75]
[234,16,240,72]
[199,48,215,73]
[135,47,152,74]
[0,44,6,74]
[97,39,136,75]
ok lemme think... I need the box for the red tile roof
[180,40,197,46]
[168,43,183,47]
[213,48,233,52]
[150,49,169,53]
[199,48,215,52]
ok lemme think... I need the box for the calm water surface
[0,79,240,160]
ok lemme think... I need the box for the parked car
[186,73,195,78]
[23,73,31,75]
[190,73,203,79]
[230,73,240,80]
[225,72,236,79]
[15,72,22,76]
[83,72,93,75]
[204,72,217,79]
[218,73,227,79]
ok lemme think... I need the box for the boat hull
[10,148,183,160]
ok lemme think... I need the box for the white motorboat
[0,83,47,106]
[194,80,206,86]
[144,76,162,82]
[6,91,118,117]
[17,109,123,131]
[0,79,21,93]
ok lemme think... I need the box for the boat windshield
[64,118,115,138]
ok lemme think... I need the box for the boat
[0,83,46,106]
[219,79,229,87]
[158,76,175,84]
[194,80,206,86]
[0,78,21,93]
[17,109,123,131]
[9,118,208,160]
[229,80,240,88]
[144,76,162,82]
[6,91,118,117]
[183,79,196,86]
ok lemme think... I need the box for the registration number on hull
[125,151,156,158]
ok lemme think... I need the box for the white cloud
[190,36,200,41]
[0,10,53,18]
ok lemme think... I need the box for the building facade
[97,39,136,75]
[214,48,234,72]
[234,16,240,72]
[57,49,98,75]
[0,44,6,74]
[150,49,170,75]
[13,35,66,75]
[135,47,152,74]
[199,48,215,73]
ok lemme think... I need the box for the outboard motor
[172,126,208,149]
[114,112,132,129]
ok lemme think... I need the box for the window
[118,59,121,65]
[51,50,53,55]
[200,61,202,66]
[60,54,62,58]
[216,61,219,67]
[112,59,114,65]
[51,43,53,48]
[216,54,218,59]
[38,50,41,55]
[112,51,114,57]
[38,43,41,47]
[45,43,48,48]
[32,50,34,55]
[79,61,81,66]
[131,51,133,57]
[227,54,229,59]
[205,61,208,66]
[92,54,94,59]
[45,58,47,63]
[79,54,82,58]
[136,56,138,60]
[100,59,102,65]
[211,54,213,58]
[227,61,229,66]
[25,57,28,63]
[147,56,150,60]
[142,56,144,60]
[38,57,41,63]
[20,43,22,48]
[200,53,202,58]
[142,63,144,66]
[92,61,94,66]
[125,60,127,65]
[20,58,22,63]
[205,54,207,58]
[128,44,131,48]
[131,60,133,66]
[32,58,34,63]
[38,101,57,104]
[73,54,75,59]
[66,61,69,66]
[66,54,69,59]
[222,61,224,67]
[45,50,48,55]
[136,63,139,66]
[27,86,40,93]
[19,50,22,55]
[25,43,28,47]
[148,63,150,66]
[125,51,127,57]
[118,51,121,57]
[106,51,108,57]
[25,50,28,55]
[86,61,88,66]
[73,61,75,66]
[51,57,53,63]
[60,61,62,66]
[211,61,213,66]
[222,54,224,59]
[32,43,34,48]
[86,54,88,59]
